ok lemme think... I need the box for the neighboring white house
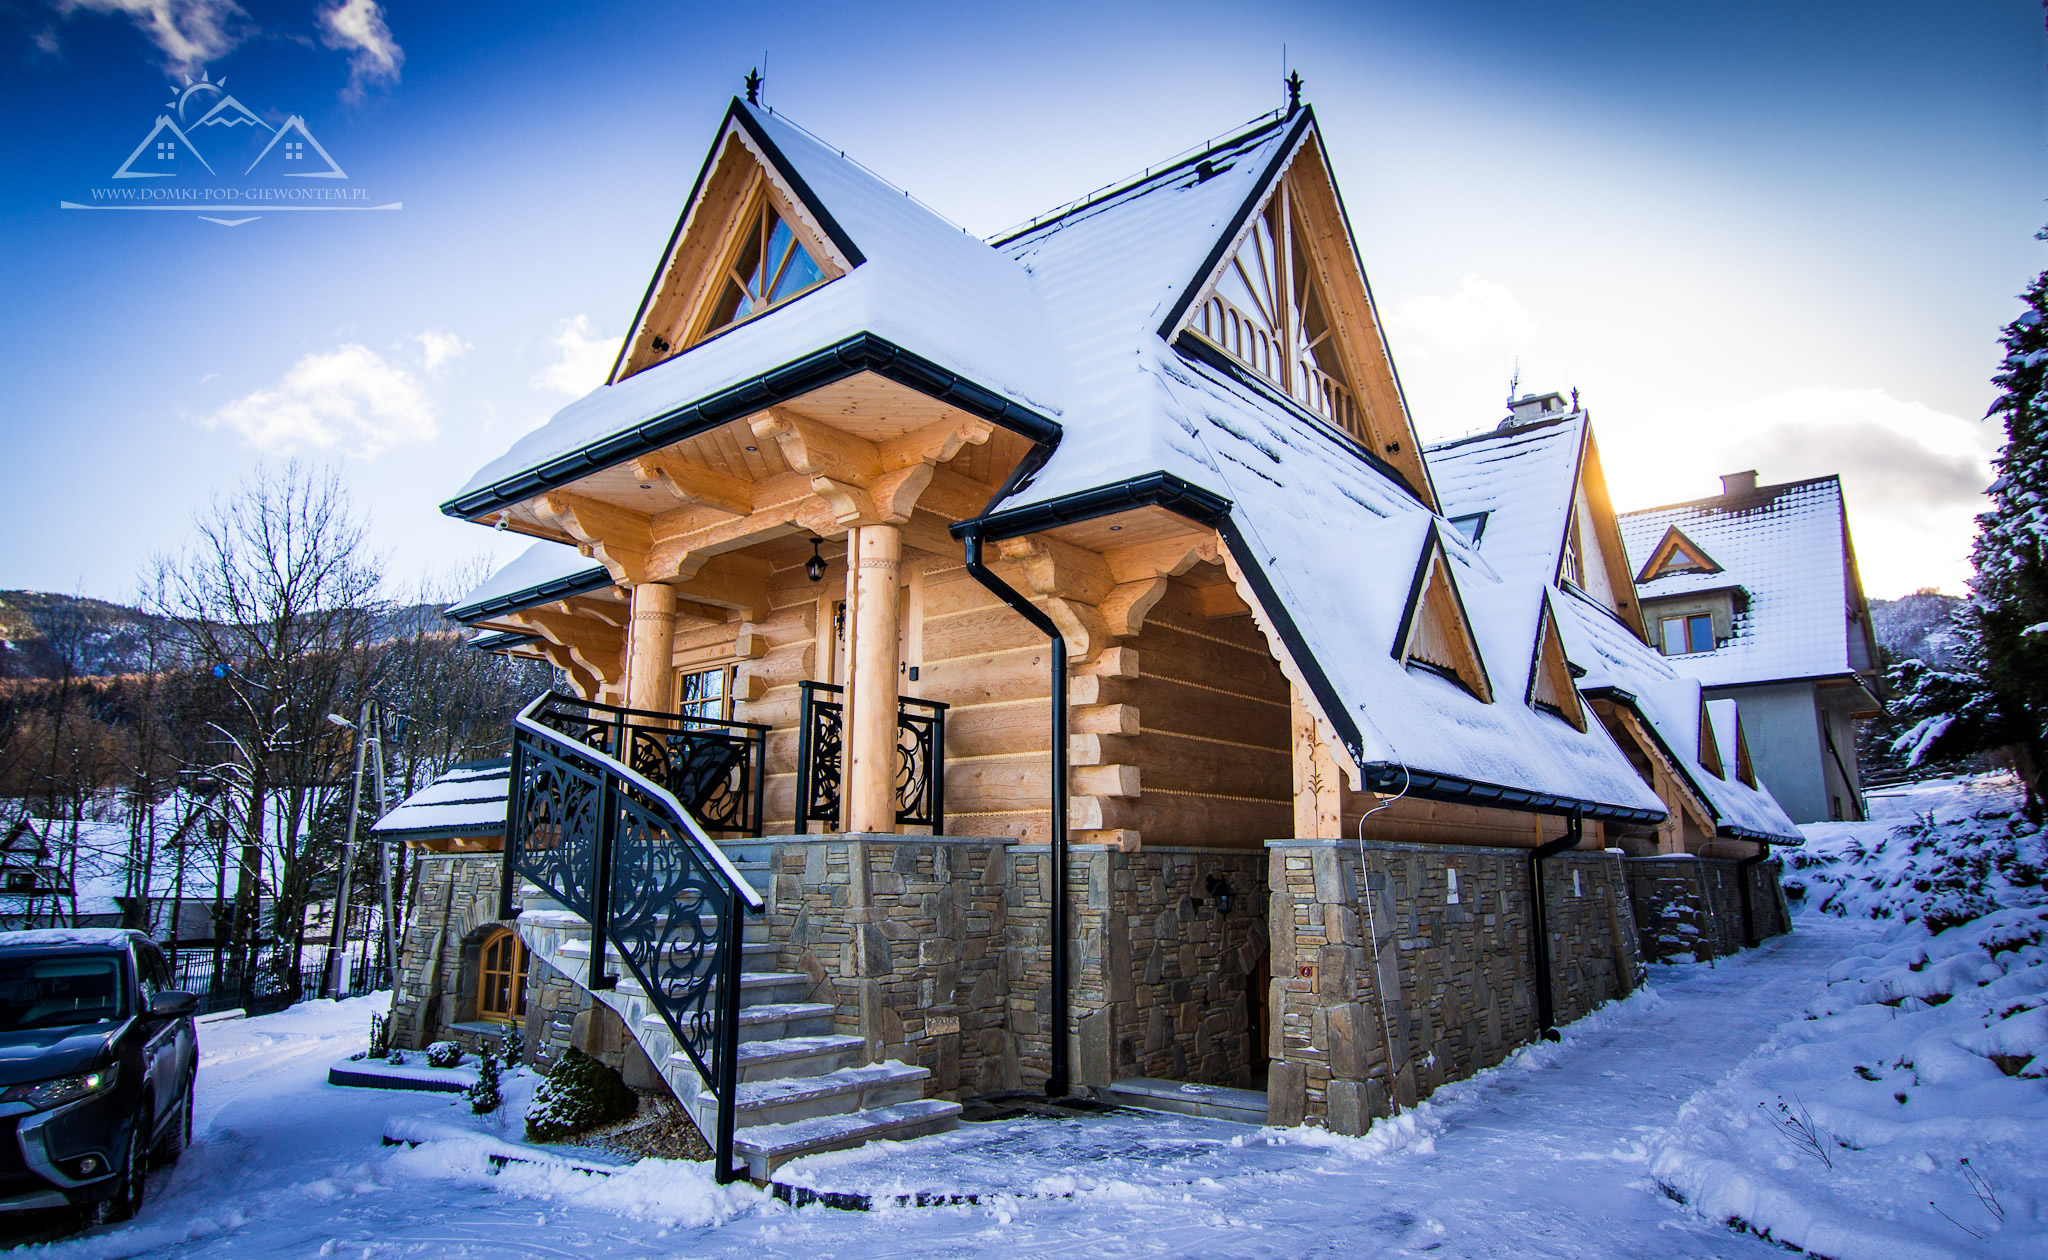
[1619,472,1881,823]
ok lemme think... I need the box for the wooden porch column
[846,524,903,833]
[1291,687,1345,839]
[623,581,678,714]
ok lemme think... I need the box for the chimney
[1720,470,1758,497]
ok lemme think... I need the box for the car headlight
[1,1064,118,1111]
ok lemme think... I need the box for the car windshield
[0,954,125,1031]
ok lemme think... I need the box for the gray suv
[0,929,198,1226]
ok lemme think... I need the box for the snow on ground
[1654,775,2047,1258]
[16,777,2040,1258]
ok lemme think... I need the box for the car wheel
[90,1110,149,1225]
[153,1081,192,1167]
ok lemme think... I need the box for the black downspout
[1529,807,1581,1041]
[1736,841,1770,949]
[960,529,1070,1098]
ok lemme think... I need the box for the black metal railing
[794,682,948,833]
[500,691,764,1184]
[527,693,770,837]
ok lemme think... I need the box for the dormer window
[1660,613,1714,655]
[700,199,827,340]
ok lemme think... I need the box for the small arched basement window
[478,927,528,1024]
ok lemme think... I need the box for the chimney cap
[1720,470,1760,497]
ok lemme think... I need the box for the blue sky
[1,0,2041,602]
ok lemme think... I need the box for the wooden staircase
[513,846,960,1179]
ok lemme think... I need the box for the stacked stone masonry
[1627,855,1792,964]
[1264,839,1642,1135]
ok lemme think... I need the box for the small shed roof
[370,759,510,842]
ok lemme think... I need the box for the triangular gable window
[1636,526,1722,583]
[1189,181,1366,447]
[1525,597,1586,732]
[1393,529,1493,702]
[1734,718,1757,787]
[699,199,827,339]
[1697,698,1726,778]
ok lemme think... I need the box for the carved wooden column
[623,582,678,715]
[846,524,902,833]
[1291,687,1346,839]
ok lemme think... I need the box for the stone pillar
[847,524,902,833]
[624,582,678,715]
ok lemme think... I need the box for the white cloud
[203,344,436,458]
[1384,275,1559,440]
[1604,386,1999,598]
[531,315,622,397]
[60,0,249,75]
[412,330,471,372]
[1389,274,1538,357]
[318,0,402,102]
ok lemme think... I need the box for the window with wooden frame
[1560,511,1585,589]
[690,189,829,345]
[478,928,526,1024]
[1659,614,1715,656]
[1394,531,1494,702]
[678,663,738,723]
[1188,178,1367,447]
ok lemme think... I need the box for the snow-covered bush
[367,1012,390,1060]
[502,1026,524,1068]
[426,1040,463,1069]
[388,1049,406,1066]
[1792,777,2044,930]
[525,1048,636,1141]
[469,1048,502,1115]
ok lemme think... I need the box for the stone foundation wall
[1264,839,1640,1134]
[763,835,1014,1098]
[1628,856,1791,963]
[387,851,509,1055]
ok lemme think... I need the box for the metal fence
[167,949,389,1016]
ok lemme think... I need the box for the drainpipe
[1528,807,1581,1040]
[960,528,1070,1098]
[1735,841,1770,949]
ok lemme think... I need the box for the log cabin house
[381,86,1799,1178]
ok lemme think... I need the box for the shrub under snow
[525,1048,637,1142]
[426,1041,464,1070]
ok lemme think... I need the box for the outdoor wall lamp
[1206,873,1237,915]
[805,537,828,583]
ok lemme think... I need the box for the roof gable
[1394,526,1493,702]
[1526,594,1587,732]
[1635,524,1723,584]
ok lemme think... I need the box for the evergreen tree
[1897,244,2048,818]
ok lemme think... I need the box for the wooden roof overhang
[954,473,1668,827]
[1581,685,1798,845]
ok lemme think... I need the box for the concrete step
[709,1060,931,1130]
[602,968,813,1008]
[724,1001,838,1041]
[1100,1077,1268,1126]
[734,1098,962,1180]
[667,1033,864,1084]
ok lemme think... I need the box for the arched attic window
[478,927,527,1024]
[1190,182,1365,445]
[695,196,828,343]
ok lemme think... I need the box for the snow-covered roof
[445,540,609,625]
[1555,589,1801,843]
[1620,477,1870,687]
[442,103,1665,822]
[448,102,1065,513]
[371,759,510,841]
[1425,413,1586,591]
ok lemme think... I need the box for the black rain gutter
[447,570,615,627]
[444,333,1064,523]
[956,525,1070,1097]
[467,630,543,653]
[1529,808,1581,1038]
[958,473,1667,828]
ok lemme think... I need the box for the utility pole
[323,698,373,999]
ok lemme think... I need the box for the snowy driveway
[21,919,1866,1259]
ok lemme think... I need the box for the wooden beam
[630,453,754,517]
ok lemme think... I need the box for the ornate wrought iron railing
[794,681,948,833]
[526,693,770,837]
[499,692,765,1184]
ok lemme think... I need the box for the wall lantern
[1205,873,1236,916]
[805,537,828,583]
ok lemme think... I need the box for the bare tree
[144,462,385,990]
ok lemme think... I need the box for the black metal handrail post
[715,893,744,1180]
[795,683,819,836]
[931,702,946,833]
[498,736,525,921]
[589,769,616,991]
